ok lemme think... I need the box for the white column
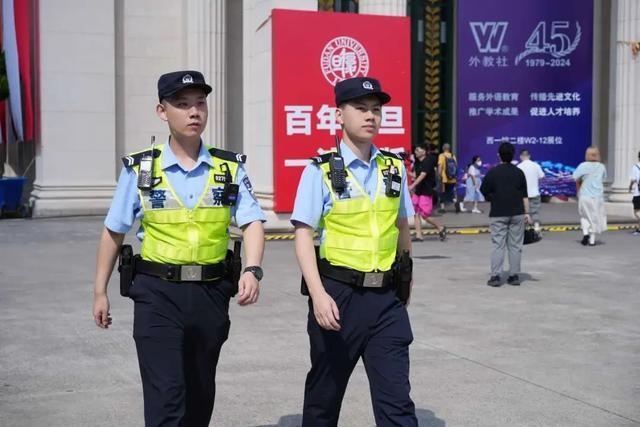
[116,0,185,161]
[609,0,640,203]
[185,0,227,148]
[31,0,116,217]
[242,0,316,229]
[359,0,406,16]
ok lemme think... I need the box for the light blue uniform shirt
[105,139,266,239]
[290,142,414,238]
[572,161,607,199]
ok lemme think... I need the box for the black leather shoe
[507,275,521,286]
[581,235,589,246]
[487,276,502,287]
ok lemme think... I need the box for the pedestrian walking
[291,76,417,426]
[461,155,484,213]
[92,70,266,426]
[573,147,607,246]
[437,143,460,213]
[517,149,545,232]
[480,143,531,287]
[409,144,446,241]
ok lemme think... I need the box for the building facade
[22,0,640,221]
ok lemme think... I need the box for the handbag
[523,226,541,245]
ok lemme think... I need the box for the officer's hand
[237,272,260,306]
[312,291,341,331]
[93,293,112,329]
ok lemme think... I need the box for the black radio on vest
[137,136,155,190]
[329,136,347,194]
[385,158,402,198]
[221,163,239,206]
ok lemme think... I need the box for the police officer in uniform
[92,70,266,426]
[291,77,417,426]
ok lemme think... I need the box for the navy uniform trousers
[130,273,233,427]
[302,276,417,427]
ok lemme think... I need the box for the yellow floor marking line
[254,224,636,241]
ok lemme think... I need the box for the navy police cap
[157,70,212,102]
[334,77,391,107]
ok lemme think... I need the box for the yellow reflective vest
[125,143,241,265]
[316,151,403,272]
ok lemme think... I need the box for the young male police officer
[291,77,417,426]
[92,70,266,426]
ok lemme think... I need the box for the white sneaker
[471,208,482,214]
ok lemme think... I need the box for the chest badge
[148,189,167,209]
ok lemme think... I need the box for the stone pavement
[0,216,639,426]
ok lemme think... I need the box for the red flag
[14,0,33,141]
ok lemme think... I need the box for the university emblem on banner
[320,36,370,86]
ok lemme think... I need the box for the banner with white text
[272,9,411,212]
[457,0,593,196]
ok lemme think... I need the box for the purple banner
[456,0,593,196]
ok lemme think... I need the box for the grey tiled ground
[0,216,638,426]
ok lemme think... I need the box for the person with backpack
[437,143,460,213]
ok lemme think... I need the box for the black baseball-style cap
[334,77,391,107]
[157,70,212,102]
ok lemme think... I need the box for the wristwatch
[243,266,263,281]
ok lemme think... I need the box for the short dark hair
[520,149,530,156]
[498,142,515,162]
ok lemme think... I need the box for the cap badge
[182,74,194,84]
[362,81,374,90]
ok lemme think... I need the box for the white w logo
[470,22,509,53]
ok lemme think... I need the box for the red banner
[272,9,411,213]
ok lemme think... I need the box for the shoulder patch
[208,147,246,164]
[121,148,161,168]
[310,152,334,165]
[379,149,405,161]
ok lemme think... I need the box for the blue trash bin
[0,176,27,214]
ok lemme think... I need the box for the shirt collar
[339,141,382,167]
[161,137,214,171]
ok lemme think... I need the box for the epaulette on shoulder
[121,148,161,168]
[310,152,334,165]
[380,149,405,161]
[209,147,246,164]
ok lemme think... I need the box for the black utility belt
[317,259,393,288]
[134,256,228,282]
